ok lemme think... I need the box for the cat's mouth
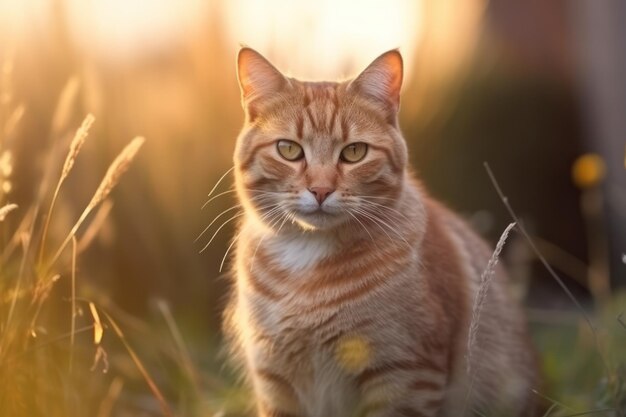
[296,207,335,217]
[292,207,344,230]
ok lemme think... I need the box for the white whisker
[346,209,375,243]
[196,204,241,242]
[358,198,411,223]
[353,206,411,249]
[219,230,242,273]
[201,188,236,210]
[206,166,235,197]
[199,211,246,253]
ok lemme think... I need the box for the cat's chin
[292,211,346,231]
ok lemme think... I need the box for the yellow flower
[572,153,605,189]
[335,334,371,373]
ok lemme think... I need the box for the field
[0,1,625,416]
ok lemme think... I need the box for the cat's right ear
[237,47,288,110]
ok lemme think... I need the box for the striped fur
[223,48,539,417]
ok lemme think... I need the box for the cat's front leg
[251,368,303,417]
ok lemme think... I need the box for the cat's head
[234,48,408,232]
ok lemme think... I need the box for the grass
[0,73,249,416]
[0,93,161,415]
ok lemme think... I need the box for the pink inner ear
[352,50,404,111]
[237,48,287,104]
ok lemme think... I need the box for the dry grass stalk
[5,222,36,336]
[29,274,61,332]
[484,162,612,383]
[157,300,202,392]
[88,136,145,210]
[49,136,145,268]
[38,114,95,266]
[77,199,113,253]
[96,377,124,417]
[61,113,95,181]
[0,203,17,221]
[466,222,516,376]
[89,302,104,345]
[69,237,77,372]
[0,206,34,264]
[102,310,175,417]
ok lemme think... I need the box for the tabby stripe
[302,89,311,107]
[414,354,446,374]
[369,143,402,173]
[320,318,374,348]
[356,358,444,388]
[305,107,317,130]
[301,274,387,312]
[284,344,308,361]
[253,248,292,284]
[243,176,274,191]
[295,113,304,139]
[259,155,296,179]
[316,242,372,268]
[256,369,297,397]
[421,335,447,354]
[328,90,339,133]
[309,311,339,331]
[424,397,443,410]
[238,137,272,171]
[247,273,282,300]
[410,379,441,391]
[341,115,350,141]
[302,244,410,292]
[320,331,343,349]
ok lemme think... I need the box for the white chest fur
[265,231,336,272]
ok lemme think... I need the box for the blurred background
[0,0,624,416]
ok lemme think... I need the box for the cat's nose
[308,187,335,205]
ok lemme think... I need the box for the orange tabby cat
[223,47,539,417]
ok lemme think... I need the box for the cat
[222,47,540,417]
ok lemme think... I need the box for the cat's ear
[350,49,403,114]
[237,47,288,108]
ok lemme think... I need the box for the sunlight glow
[2,0,422,78]
[0,0,49,37]
[65,0,209,59]
[225,0,422,80]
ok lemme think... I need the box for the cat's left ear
[237,47,288,109]
[350,50,403,114]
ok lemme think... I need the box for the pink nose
[308,187,335,205]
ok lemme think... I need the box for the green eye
[340,142,368,163]
[276,139,304,161]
